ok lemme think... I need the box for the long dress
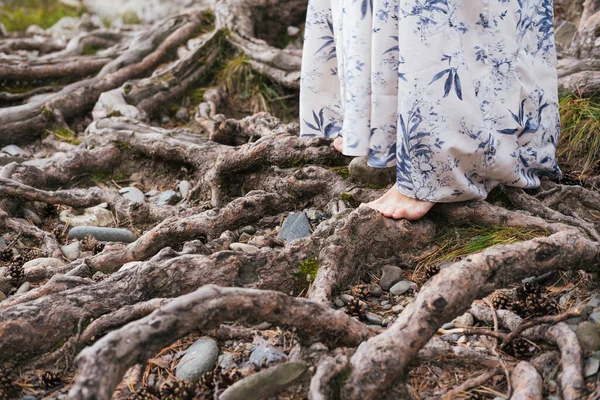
[299,0,562,202]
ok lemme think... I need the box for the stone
[590,312,600,326]
[277,212,312,242]
[441,334,461,342]
[119,187,146,204]
[238,233,252,243]
[23,209,42,226]
[392,305,404,313]
[348,156,396,186]
[554,21,577,51]
[229,243,260,254]
[324,199,350,216]
[145,189,160,197]
[334,298,345,308]
[68,226,137,243]
[0,291,6,301]
[576,322,600,352]
[92,88,147,121]
[161,115,171,124]
[340,294,354,305]
[239,225,256,235]
[175,107,189,121]
[60,205,114,227]
[452,312,474,328]
[249,341,287,367]
[0,238,7,251]
[365,312,384,326]
[23,257,65,270]
[442,322,455,330]
[178,180,192,198]
[389,281,412,296]
[585,356,600,377]
[287,26,300,36]
[16,282,31,294]
[255,322,272,330]
[218,353,237,370]
[589,294,600,308]
[379,265,404,291]
[153,190,182,206]
[382,304,392,311]
[305,208,327,221]
[61,242,81,261]
[219,361,306,400]
[370,284,383,297]
[248,235,285,248]
[175,338,219,382]
[2,145,31,158]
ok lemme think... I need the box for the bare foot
[333,136,343,153]
[362,184,435,220]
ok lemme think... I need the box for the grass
[558,93,600,176]
[0,1,82,32]
[416,224,549,274]
[294,258,320,295]
[46,128,81,145]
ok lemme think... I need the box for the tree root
[68,285,374,400]
[510,361,543,400]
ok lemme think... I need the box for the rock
[161,115,171,124]
[589,294,600,308]
[255,322,272,330]
[145,189,160,197]
[23,257,65,270]
[382,304,392,311]
[22,209,42,226]
[219,361,306,400]
[249,340,287,367]
[119,187,146,204]
[392,305,404,313]
[0,291,6,301]
[218,353,236,370]
[238,233,252,243]
[92,271,108,281]
[452,312,474,328]
[229,243,260,254]
[16,282,31,294]
[287,26,300,36]
[554,21,577,51]
[324,198,350,216]
[441,334,461,342]
[590,312,600,326]
[175,338,219,382]
[379,265,404,291]
[153,190,182,206]
[370,284,383,297]
[365,312,384,326]
[68,226,137,243]
[340,294,354,305]
[61,242,82,261]
[178,180,192,198]
[175,107,189,121]
[305,208,327,221]
[348,156,396,186]
[2,145,31,158]
[240,225,256,235]
[389,281,412,296]
[576,322,600,352]
[585,356,600,377]
[0,238,7,251]
[442,322,455,330]
[277,212,312,242]
[92,88,147,121]
[248,235,285,248]
[334,298,345,308]
[60,205,114,227]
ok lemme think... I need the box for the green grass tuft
[46,128,81,145]
[0,1,81,32]
[558,93,600,175]
[294,258,320,295]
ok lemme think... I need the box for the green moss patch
[0,1,82,32]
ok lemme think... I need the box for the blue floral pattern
[299,0,561,202]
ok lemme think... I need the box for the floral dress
[299,0,561,202]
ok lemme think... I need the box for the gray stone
[382,304,392,311]
[379,265,404,291]
[452,312,474,328]
[441,322,455,330]
[178,180,192,198]
[218,353,237,370]
[154,190,182,206]
[380,300,389,306]
[305,208,327,221]
[60,205,114,227]
[324,199,350,216]
[348,156,395,186]
[175,107,189,121]
[255,322,272,330]
[0,238,6,251]
[389,281,412,296]
[249,341,287,367]
[392,305,404,313]
[334,298,345,308]
[23,209,42,226]
[590,312,600,326]
[61,242,81,261]
[2,145,31,158]
[229,243,260,254]
[370,284,383,297]
[576,322,600,352]
[365,312,384,326]
[585,357,600,377]
[161,115,171,124]
[0,156,25,166]
[287,26,300,36]
[441,334,461,342]
[16,282,31,294]
[23,257,65,270]
[589,294,600,308]
[145,189,160,197]
[219,361,306,400]
[277,212,312,242]
[240,225,256,235]
[340,294,354,305]
[68,226,137,243]
[175,338,219,382]
[119,187,146,204]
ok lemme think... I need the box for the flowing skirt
[299,0,561,202]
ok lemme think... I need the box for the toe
[392,207,405,220]
[381,205,396,217]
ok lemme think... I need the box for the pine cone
[351,283,371,299]
[467,391,486,400]
[506,338,534,359]
[19,248,46,263]
[346,298,366,320]
[0,369,17,399]
[159,379,202,400]
[215,369,243,389]
[7,263,24,287]
[42,203,59,219]
[424,264,440,280]
[489,291,511,310]
[128,386,158,400]
[512,283,559,318]
[0,248,13,263]
[39,370,62,389]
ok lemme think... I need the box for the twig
[443,367,502,399]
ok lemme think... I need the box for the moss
[329,166,350,179]
[121,10,141,25]
[485,186,510,206]
[81,43,104,55]
[91,170,111,183]
[339,193,360,208]
[0,1,82,32]
[115,141,133,152]
[331,367,351,400]
[107,110,123,118]
[40,106,55,121]
[294,258,320,295]
[47,128,81,145]
[365,183,389,190]
[123,85,132,95]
